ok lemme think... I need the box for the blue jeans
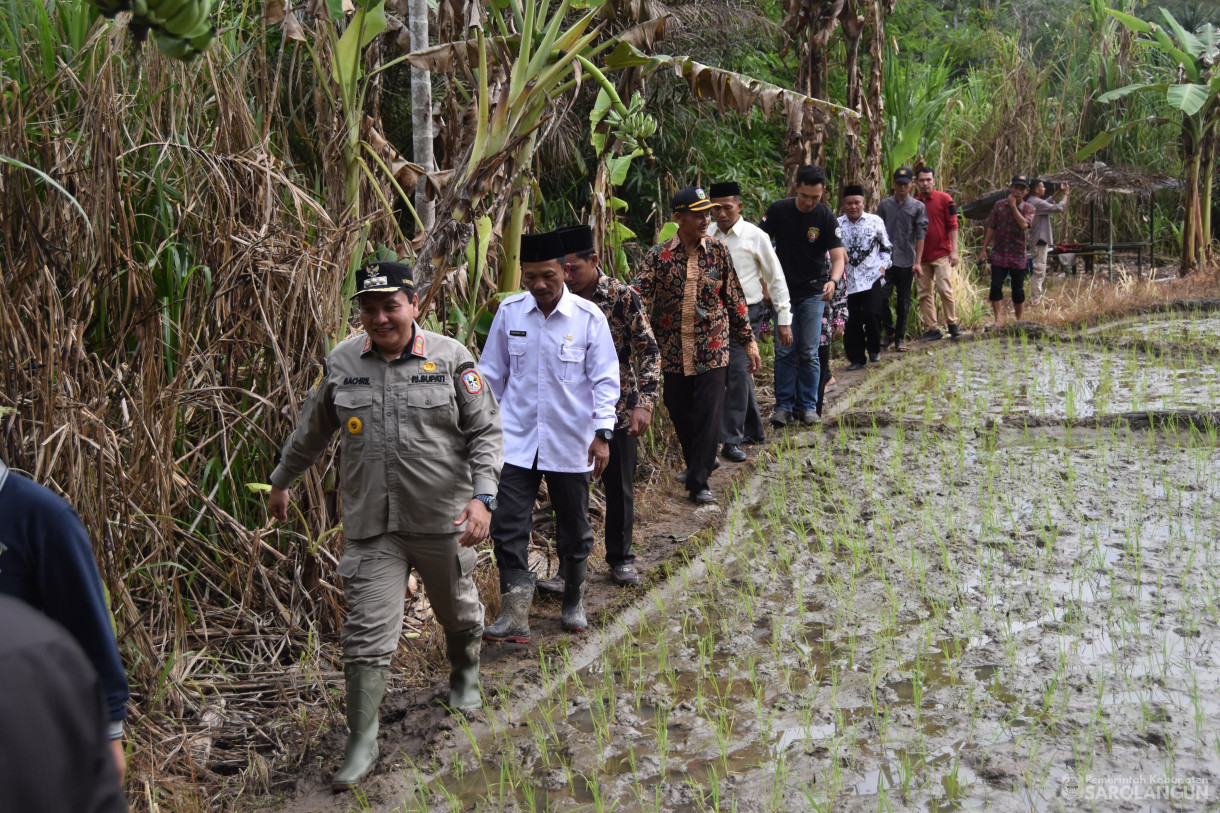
[774,295,825,414]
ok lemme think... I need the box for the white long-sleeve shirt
[480,286,620,472]
[838,212,893,295]
[710,217,793,326]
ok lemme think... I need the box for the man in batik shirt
[633,186,759,506]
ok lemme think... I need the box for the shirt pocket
[334,389,377,450]
[508,337,528,375]
[556,344,586,382]
[405,387,459,457]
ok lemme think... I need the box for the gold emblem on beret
[347,417,363,435]
[422,361,437,371]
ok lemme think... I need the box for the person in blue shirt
[0,459,131,785]
[479,231,621,642]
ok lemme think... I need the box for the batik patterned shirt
[585,274,662,429]
[985,199,1036,270]
[632,236,755,375]
[838,213,893,295]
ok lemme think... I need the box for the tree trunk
[1181,144,1200,275]
[409,0,435,233]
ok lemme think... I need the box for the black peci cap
[519,231,569,263]
[353,261,415,299]
[708,181,741,198]
[1011,173,1031,187]
[671,186,715,212]
[842,184,866,198]
[555,225,595,255]
[893,167,914,183]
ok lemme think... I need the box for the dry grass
[1035,263,1220,326]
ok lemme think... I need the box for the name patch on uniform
[347,417,363,435]
[342,377,371,386]
[807,227,820,242]
[509,330,528,337]
[411,374,447,384]
[461,369,484,394]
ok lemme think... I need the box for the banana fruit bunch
[602,92,657,157]
[89,0,216,61]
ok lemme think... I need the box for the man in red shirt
[914,166,962,341]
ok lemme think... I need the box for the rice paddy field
[304,307,1220,812]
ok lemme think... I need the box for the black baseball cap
[519,231,569,263]
[555,225,595,255]
[893,167,914,183]
[672,186,715,212]
[708,181,741,198]
[353,261,414,298]
[1011,173,1031,187]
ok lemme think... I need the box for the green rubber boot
[483,569,534,643]
[560,559,588,632]
[446,632,482,711]
[331,663,387,791]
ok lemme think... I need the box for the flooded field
[1088,309,1220,350]
[314,313,1220,813]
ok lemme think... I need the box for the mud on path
[269,302,1220,812]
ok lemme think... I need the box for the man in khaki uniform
[268,262,502,791]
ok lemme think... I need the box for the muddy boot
[560,559,588,633]
[483,569,534,643]
[331,663,387,791]
[536,570,565,595]
[446,632,482,711]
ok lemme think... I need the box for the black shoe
[721,444,747,462]
[536,575,565,595]
[769,409,792,427]
[847,362,866,371]
[677,458,720,483]
[947,322,963,338]
[801,410,821,426]
[610,564,641,586]
[868,352,880,363]
[919,328,943,342]
[691,489,718,505]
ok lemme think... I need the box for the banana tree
[1094,8,1220,273]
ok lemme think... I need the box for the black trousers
[602,430,638,566]
[817,343,831,415]
[989,263,1027,304]
[720,302,767,445]
[845,280,884,364]
[663,367,727,495]
[880,266,914,342]
[490,462,593,578]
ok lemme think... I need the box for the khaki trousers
[337,531,483,666]
[916,256,958,329]
[1030,244,1049,303]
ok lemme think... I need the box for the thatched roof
[1040,161,1181,201]
[959,162,1182,220]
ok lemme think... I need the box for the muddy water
[377,332,1220,813]
[1088,311,1220,349]
[865,338,1220,422]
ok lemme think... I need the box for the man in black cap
[709,180,792,462]
[979,174,1036,326]
[531,225,660,590]
[761,165,847,427]
[269,260,503,789]
[480,231,620,638]
[876,167,928,352]
[633,186,759,505]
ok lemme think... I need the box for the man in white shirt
[479,231,620,643]
[709,181,793,463]
[838,184,893,370]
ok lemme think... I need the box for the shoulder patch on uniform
[456,360,475,375]
[461,369,484,395]
[360,336,372,355]
[412,333,426,356]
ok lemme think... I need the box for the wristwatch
[474,494,498,511]
[595,428,614,442]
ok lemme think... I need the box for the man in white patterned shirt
[837,185,892,370]
[479,231,620,643]
[709,181,793,462]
